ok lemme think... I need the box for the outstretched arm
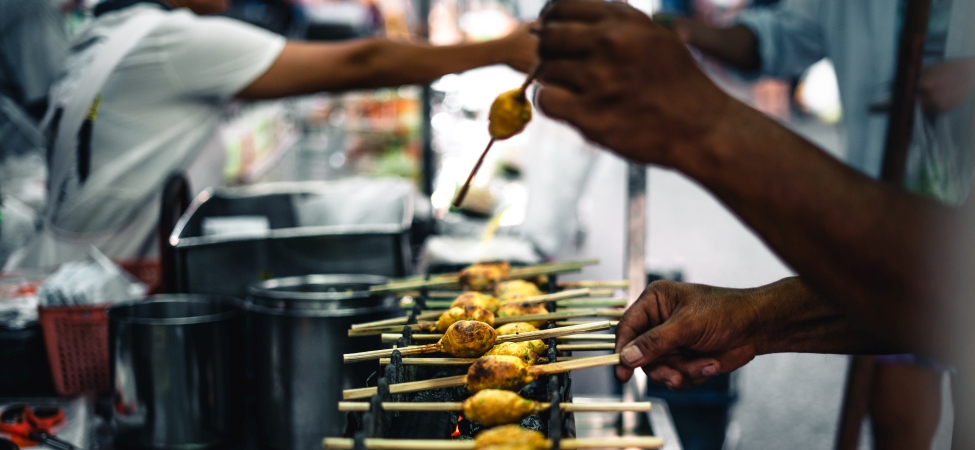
[613,278,900,389]
[238,25,538,99]
[534,0,960,359]
[655,14,761,72]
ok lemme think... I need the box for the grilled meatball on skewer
[450,292,500,313]
[434,305,495,332]
[494,280,543,302]
[459,262,511,292]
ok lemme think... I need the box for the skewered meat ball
[440,320,499,357]
[484,341,543,365]
[495,322,538,335]
[476,424,548,450]
[451,292,500,313]
[466,355,536,393]
[494,280,542,302]
[435,305,495,332]
[460,262,511,292]
[488,89,533,140]
[496,302,549,328]
[463,390,544,426]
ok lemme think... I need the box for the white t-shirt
[40,4,285,262]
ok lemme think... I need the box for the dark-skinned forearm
[682,21,761,72]
[240,39,512,99]
[752,277,901,356]
[669,99,955,358]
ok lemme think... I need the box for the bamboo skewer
[343,321,611,363]
[337,401,651,413]
[378,355,593,365]
[343,354,620,400]
[556,343,615,351]
[368,260,599,294]
[380,333,614,344]
[322,437,664,450]
[557,280,629,289]
[349,310,624,337]
[557,320,619,327]
[498,288,591,306]
[555,298,627,308]
[351,310,446,330]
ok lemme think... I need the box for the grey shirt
[0,0,68,118]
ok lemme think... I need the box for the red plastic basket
[38,305,111,396]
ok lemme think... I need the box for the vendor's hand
[919,58,975,115]
[652,13,692,44]
[499,22,540,74]
[615,281,764,389]
[534,0,732,165]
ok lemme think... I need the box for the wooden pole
[836,1,932,448]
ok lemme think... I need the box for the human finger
[618,319,688,369]
[646,365,683,390]
[535,60,589,94]
[615,364,635,383]
[540,0,614,24]
[537,22,600,59]
[534,84,586,124]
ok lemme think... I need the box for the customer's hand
[615,281,764,389]
[919,58,975,115]
[500,22,540,74]
[534,0,732,166]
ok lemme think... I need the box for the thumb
[618,319,689,369]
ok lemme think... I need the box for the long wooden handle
[343,375,468,400]
[343,343,442,364]
[531,354,620,376]
[322,437,664,449]
[351,310,445,330]
[337,401,651,413]
[495,309,622,325]
[495,321,611,344]
[500,288,591,305]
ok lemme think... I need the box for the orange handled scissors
[0,404,76,450]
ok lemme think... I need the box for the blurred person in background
[654,0,975,447]
[5,0,536,277]
[532,0,975,447]
[0,0,69,266]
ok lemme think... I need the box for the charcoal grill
[343,277,580,448]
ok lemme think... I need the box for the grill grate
[346,274,579,444]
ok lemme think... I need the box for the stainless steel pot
[246,274,398,450]
[108,295,244,449]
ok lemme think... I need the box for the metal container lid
[108,295,242,326]
[246,274,397,317]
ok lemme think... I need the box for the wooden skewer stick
[350,309,624,337]
[499,288,591,306]
[558,280,630,289]
[380,333,614,344]
[452,139,496,208]
[495,309,624,325]
[343,321,611,363]
[558,320,619,327]
[556,298,627,308]
[337,401,651,413]
[322,436,664,450]
[351,310,446,330]
[369,260,598,294]
[343,354,621,400]
[378,355,591,365]
[556,343,615,351]
[586,288,616,297]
